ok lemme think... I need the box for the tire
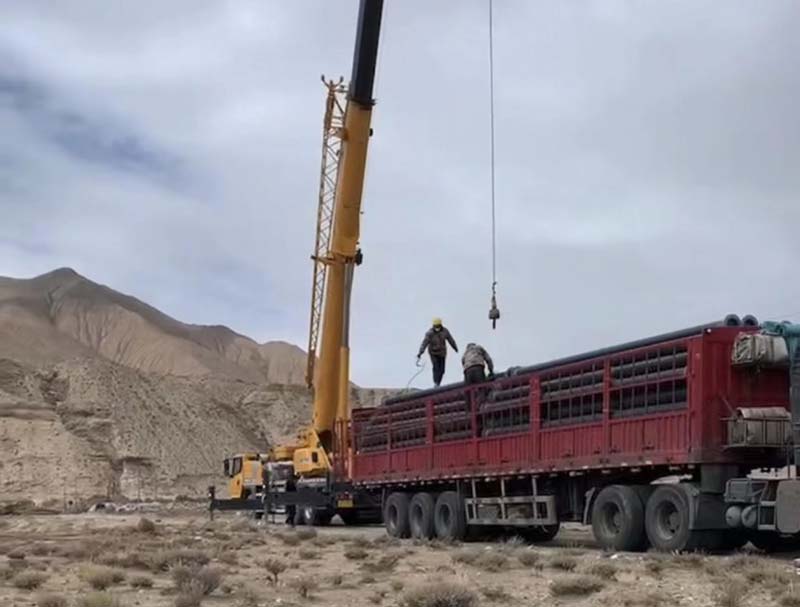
[384,493,411,538]
[300,505,317,526]
[433,491,467,541]
[525,523,560,543]
[409,493,436,539]
[644,484,702,552]
[591,485,647,551]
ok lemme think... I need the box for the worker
[417,318,458,387]
[462,342,494,384]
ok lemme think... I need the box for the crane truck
[212,2,800,552]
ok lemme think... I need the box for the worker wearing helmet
[462,343,494,384]
[417,318,458,387]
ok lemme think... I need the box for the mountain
[0,268,391,506]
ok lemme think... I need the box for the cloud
[1,0,799,388]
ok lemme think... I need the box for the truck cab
[223,452,265,500]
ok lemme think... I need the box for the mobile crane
[211,0,384,524]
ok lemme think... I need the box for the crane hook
[488,282,500,329]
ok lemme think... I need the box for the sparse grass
[129,575,153,589]
[216,551,238,565]
[517,550,541,568]
[550,575,605,597]
[371,535,401,548]
[80,565,125,590]
[295,527,317,541]
[76,592,122,607]
[262,558,287,585]
[8,548,27,560]
[547,555,578,572]
[585,561,618,579]
[361,574,377,585]
[235,585,261,607]
[499,536,526,553]
[36,594,67,607]
[360,554,400,574]
[391,580,405,592]
[0,565,15,580]
[403,582,479,607]
[369,590,386,604]
[481,586,513,601]
[136,518,157,534]
[329,573,344,587]
[344,546,370,560]
[13,571,48,590]
[312,535,336,547]
[714,578,747,607]
[31,543,52,556]
[289,577,318,599]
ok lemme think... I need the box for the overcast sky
[2,1,799,388]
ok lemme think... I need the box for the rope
[489,0,497,291]
[403,358,427,393]
[487,0,500,329]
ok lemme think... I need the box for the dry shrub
[0,565,15,581]
[136,518,157,534]
[8,548,27,560]
[31,543,53,557]
[714,578,747,607]
[361,574,377,585]
[276,532,301,547]
[290,577,318,599]
[499,536,526,553]
[80,565,125,590]
[474,551,508,572]
[451,549,480,565]
[644,559,665,577]
[262,558,287,585]
[548,555,578,572]
[517,550,541,567]
[149,549,210,572]
[216,551,239,565]
[344,546,370,560]
[236,584,261,607]
[550,575,605,597]
[171,566,222,596]
[371,535,401,548]
[13,571,48,590]
[312,535,336,547]
[36,594,67,607]
[622,590,669,607]
[329,573,344,587]
[391,580,405,592]
[361,554,400,574]
[781,593,800,607]
[295,527,317,541]
[403,582,479,607]
[481,586,513,601]
[585,561,618,579]
[174,592,203,607]
[297,548,318,560]
[129,575,153,589]
[57,541,102,561]
[76,592,122,607]
[369,590,386,604]
[227,518,252,533]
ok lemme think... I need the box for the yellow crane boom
[275,0,383,477]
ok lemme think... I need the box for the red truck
[341,316,799,552]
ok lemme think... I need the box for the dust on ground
[2,513,799,607]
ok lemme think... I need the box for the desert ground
[2,511,799,607]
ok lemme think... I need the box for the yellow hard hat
[432,317,442,326]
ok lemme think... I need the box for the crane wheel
[384,492,411,538]
[409,492,436,539]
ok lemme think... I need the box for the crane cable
[487,0,501,330]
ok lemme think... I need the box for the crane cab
[223,452,265,500]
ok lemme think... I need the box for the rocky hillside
[0,269,392,506]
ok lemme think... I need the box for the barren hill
[0,269,392,506]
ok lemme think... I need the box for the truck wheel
[409,493,436,539]
[434,491,467,541]
[644,484,697,551]
[525,523,560,543]
[384,492,411,538]
[300,505,317,526]
[592,485,646,551]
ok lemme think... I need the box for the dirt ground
[1,512,798,607]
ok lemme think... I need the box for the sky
[1,1,799,388]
